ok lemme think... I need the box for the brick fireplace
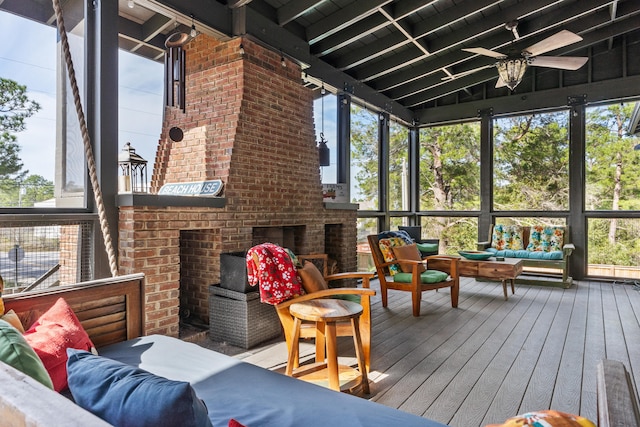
[117,35,357,337]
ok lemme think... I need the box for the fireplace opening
[179,229,217,337]
[252,225,305,254]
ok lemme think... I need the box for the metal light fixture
[318,85,330,166]
[239,43,245,55]
[496,57,529,91]
[190,14,197,38]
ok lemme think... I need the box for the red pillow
[23,297,95,391]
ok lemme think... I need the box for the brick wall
[118,36,357,336]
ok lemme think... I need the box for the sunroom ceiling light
[496,57,529,91]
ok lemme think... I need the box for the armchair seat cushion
[485,248,563,260]
[394,270,449,284]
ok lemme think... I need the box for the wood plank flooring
[195,277,640,427]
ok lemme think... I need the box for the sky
[0,9,339,189]
[0,10,164,183]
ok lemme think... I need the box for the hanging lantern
[318,132,330,166]
[118,142,148,193]
[318,85,330,167]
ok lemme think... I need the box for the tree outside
[586,103,640,270]
[351,102,640,275]
[493,111,570,212]
[0,77,54,207]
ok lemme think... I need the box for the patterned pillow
[378,237,406,276]
[526,226,565,252]
[485,409,595,427]
[491,225,524,251]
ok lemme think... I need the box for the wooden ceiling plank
[404,12,640,108]
[306,0,393,44]
[278,0,326,26]
[333,32,409,70]
[311,14,389,57]
[372,0,618,94]
[311,0,439,57]
[350,0,555,83]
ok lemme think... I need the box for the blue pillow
[66,349,213,427]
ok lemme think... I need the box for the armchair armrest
[326,271,374,289]
[477,241,490,250]
[275,288,376,310]
[563,243,575,258]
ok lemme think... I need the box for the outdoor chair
[246,245,375,371]
[367,234,459,317]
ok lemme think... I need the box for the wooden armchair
[367,234,459,317]
[249,251,375,370]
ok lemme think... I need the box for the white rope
[52,0,119,277]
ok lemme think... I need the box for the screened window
[420,216,478,255]
[313,92,338,184]
[419,122,481,211]
[388,121,409,211]
[350,105,379,209]
[493,112,570,211]
[585,102,640,211]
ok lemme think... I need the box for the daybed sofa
[1,273,447,427]
[477,224,575,288]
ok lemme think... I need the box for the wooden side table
[286,299,369,393]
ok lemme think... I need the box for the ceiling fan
[445,22,588,91]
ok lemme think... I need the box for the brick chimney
[118,35,357,336]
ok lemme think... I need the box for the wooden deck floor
[195,277,640,427]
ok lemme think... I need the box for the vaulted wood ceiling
[5,0,640,124]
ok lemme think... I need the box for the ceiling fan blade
[530,56,588,70]
[442,64,495,80]
[523,30,583,56]
[462,47,506,59]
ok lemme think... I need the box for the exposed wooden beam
[352,0,560,83]
[402,9,640,107]
[306,0,392,44]
[372,0,627,96]
[311,14,390,57]
[414,75,640,125]
[277,0,326,26]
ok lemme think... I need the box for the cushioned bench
[1,274,448,427]
[477,224,575,288]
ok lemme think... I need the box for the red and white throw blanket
[246,243,304,305]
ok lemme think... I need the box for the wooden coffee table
[428,256,524,300]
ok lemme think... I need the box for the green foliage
[349,101,640,271]
[419,122,481,211]
[0,174,54,207]
[493,112,569,211]
[350,106,379,207]
[0,78,41,183]
[388,122,408,210]
[585,104,640,210]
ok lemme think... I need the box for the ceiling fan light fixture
[496,57,529,91]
